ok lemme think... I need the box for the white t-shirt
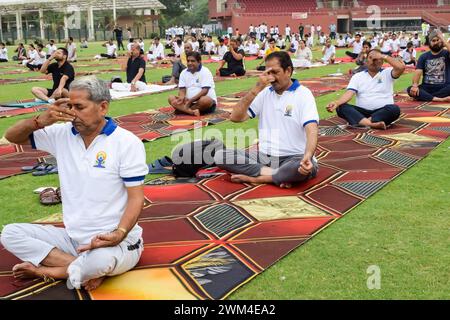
[31,118,148,244]
[217,45,228,59]
[412,38,421,47]
[179,65,217,103]
[204,41,216,53]
[380,39,392,52]
[352,40,363,54]
[191,41,200,52]
[28,49,38,60]
[150,43,165,58]
[249,25,254,33]
[0,47,8,60]
[285,27,291,36]
[319,35,327,45]
[174,42,184,56]
[248,42,259,55]
[67,43,77,60]
[337,38,346,47]
[306,37,313,48]
[106,43,117,56]
[247,80,319,157]
[46,44,57,56]
[347,67,396,111]
[391,39,400,52]
[139,41,145,51]
[33,50,46,65]
[322,45,336,62]
[127,42,134,52]
[399,38,408,48]
[227,27,233,34]
[400,48,416,63]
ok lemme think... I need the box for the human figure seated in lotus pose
[327,49,405,130]
[168,51,217,116]
[407,30,450,102]
[110,43,147,92]
[1,76,148,291]
[215,37,246,77]
[214,51,319,188]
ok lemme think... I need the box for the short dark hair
[265,51,293,75]
[69,37,73,41]
[186,51,201,63]
[58,47,69,57]
[37,43,44,49]
[363,40,371,48]
[269,38,276,43]
[0,42,5,46]
[154,36,160,41]
[407,41,413,48]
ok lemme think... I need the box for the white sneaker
[47,98,56,104]
[35,98,46,103]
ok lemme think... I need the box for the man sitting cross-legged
[407,30,450,102]
[31,47,75,104]
[168,52,217,116]
[111,43,147,92]
[327,49,405,129]
[214,51,319,188]
[1,76,148,291]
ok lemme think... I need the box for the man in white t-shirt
[214,51,319,188]
[320,38,336,64]
[285,24,291,42]
[0,42,8,62]
[26,43,46,71]
[227,26,233,37]
[202,35,216,55]
[147,37,165,61]
[411,33,421,48]
[327,49,405,129]
[290,35,300,53]
[217,37,228,59]
[66,37,77,62]
[400,42,416,66]
[46,40,57,59]
[379,34,393,55]
[336,35,346,48]
[98,39,117,59]
[1,76,148,291]
[345,33,363,59]
[390,33,401,55]
[168,52,217,116]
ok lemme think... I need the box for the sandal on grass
[39,187,61,205]
[32,164,58,176]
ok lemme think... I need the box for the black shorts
[47,88,55,97]
[204,102,216,114]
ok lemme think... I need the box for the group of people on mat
[2,30,450,292]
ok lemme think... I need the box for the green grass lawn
[0,41,449,299]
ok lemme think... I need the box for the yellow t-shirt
[181,52,187,66]
[265,46,280,56]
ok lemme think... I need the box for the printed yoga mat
[0,75,352,180]
[0,96,449,299]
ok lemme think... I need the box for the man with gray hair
[111,43,147,92]
[1,76,148,291]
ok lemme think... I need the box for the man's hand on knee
[299,157,313,176]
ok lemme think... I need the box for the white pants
[111,81,147,92]
[0,223,143,289]
[292,58,312,68]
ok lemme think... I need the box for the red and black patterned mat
[1,94,449,299]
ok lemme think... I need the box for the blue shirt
[416,50,450,85]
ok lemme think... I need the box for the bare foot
[83,276,105,291]
[370,121,387,130]
[12,262,40,279]
[192,109,200,117]
[230,174,254,184]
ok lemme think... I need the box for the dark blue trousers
[336,103,401,126]
[407,83,450,102]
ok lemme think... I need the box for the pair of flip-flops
[21,162,48,172]
[32,164,58,176]
[39,187,61,205]
[148,156,173,174]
